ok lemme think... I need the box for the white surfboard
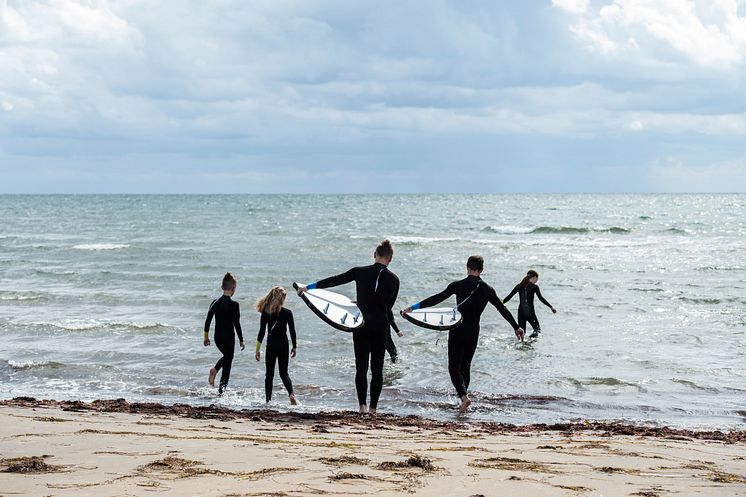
[401,307,463,331]
[293,283,364,332]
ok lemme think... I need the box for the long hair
[519,269,539,288]
[255,286,287,315]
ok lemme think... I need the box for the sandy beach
[1,398,744,496]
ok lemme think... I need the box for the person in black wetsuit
[403,256,524,413]
[204,272,245,394]
[296,239,401,415]
[503,269,557,339]
[386,324,404,363]
[255,286,298,405]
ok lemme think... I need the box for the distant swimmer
[503,269,557,339]
[403,256,524,413]
[296,240,400,415]
[255,286,298,405]
[204,272,245,395]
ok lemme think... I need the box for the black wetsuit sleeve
[257,312,267,344]
[535,286,553,308]
[419,283,455,309]
[503,285,519,304]
[387,277,400,333]
[288,310,297,348]
[315,268,357,289]
[204,299,217,333]
[234,302,243,342]
[488,286,520,330]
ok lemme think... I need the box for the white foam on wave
[483,225,534,234]
[73,243,130,250]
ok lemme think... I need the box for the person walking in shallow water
[296,239,400,415]
[503,269,557,339]
[255,286,298,405]
[204,273,245,394]
[403,256,524,413]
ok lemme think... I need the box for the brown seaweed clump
[329,472,369,481]
[317,456,370,466]
[469,456,557,473]
[377,454,434,472]
[1,456,62,473]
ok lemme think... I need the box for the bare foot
[208,368,217,387]
[289,394,299,405]
[458,395,471,413]
[369,408,377,416]
[359,404,368,414]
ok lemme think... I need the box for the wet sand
[2,397,745,496]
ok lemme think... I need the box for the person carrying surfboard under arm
[403,256,524,413]
[203,272,245,395]
[255,286,299,405]
[503,269,557,339]
[296,239,400,415]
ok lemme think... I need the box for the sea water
[1,194,744,429]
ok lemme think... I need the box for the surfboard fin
[323,303,330,314]
[341,313,348,324]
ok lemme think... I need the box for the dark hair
[520,269,538,287]
[466,255,484,271]
[222,272,237,290]
[375,239,393,259]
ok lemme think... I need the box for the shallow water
[1,194,744,429]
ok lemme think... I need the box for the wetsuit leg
[276,341,293,396]
[214,336,234,394]
[352,332,371,406]
[385,329,398,363]
[447,333,468,398]
[265,344,278,402]
[369,331,386,409]
[461,333,479,393]
[528,314,541,332]
[517,310,528,332]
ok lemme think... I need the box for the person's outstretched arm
[503,285,518,304]
[255,313,267,361]
[535,286,556,312]
[297,268,356,294]
[288,310,297,357]
[403,283,455,313]
[488,287,524,340]
[203,299,217,346]
[234,302,245,350]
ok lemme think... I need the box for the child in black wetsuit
[204,272,245,394]
[255,286,298,405]
[503,269,557,339]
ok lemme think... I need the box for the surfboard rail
[400,307,463,331]
[293,282,364,333]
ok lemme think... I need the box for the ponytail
[375,239,394,259]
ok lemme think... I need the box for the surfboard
[400,307,463,331]
[293,282,364,333]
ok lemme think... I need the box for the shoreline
[2,397,745,496]
[3,396,745,443]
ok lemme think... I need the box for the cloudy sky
[1,0,746,193]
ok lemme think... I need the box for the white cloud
[647,157,746,192]
[552,0,590,14]
[565,0,746,68]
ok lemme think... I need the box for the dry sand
[1,398,745,496]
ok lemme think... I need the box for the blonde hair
[255,286,287,315]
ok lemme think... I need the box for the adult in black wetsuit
[386,325,404,363]
[255,286,298,405]
[503,269,557,339]
[403,256,524,412]
[204,273,245,394]
[296,239,400,415]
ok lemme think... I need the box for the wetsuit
[257,308,297,402]
[204,295,243,394]
[308,262,399,409]
[386,327,400,363]
[503,283,552,333]
[413,275,519,398]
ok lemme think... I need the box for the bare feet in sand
[289,394,299,405]
[369,408,377,416]
[459,394,471,413]
[359,404,369,414]
[208,368,217,387]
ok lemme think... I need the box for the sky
[1,0,746,193]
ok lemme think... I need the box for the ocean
[1,194,744,429]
